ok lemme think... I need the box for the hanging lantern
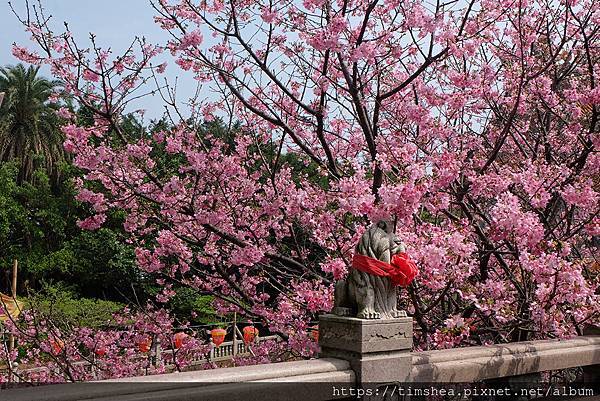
[211,328,226,347]
[242,326,259,345]
[138,337,151,353]
[50,339,64,356]
[310,325,319,342]
[95,346,107,357]
[173,332,188,349]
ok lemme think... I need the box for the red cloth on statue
[352,252,418,287]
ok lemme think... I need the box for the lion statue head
[355,220,405,263]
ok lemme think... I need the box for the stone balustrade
[411,335,600,382]
[5,318,600,401]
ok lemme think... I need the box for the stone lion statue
[332,220,409,319]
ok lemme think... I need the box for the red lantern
[310,325,319,342]
[95,346,107,357]
[50,339,64,356]
[211,328,226,347]
[138,337,151,353]
[174,332,188,349]
[242,326,258,345]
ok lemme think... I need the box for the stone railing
[411,335,600,382]
[5,317,600,401]
[8,358,355,401]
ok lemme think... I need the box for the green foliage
[34,227,143,299]
[166,287,217,324]
[0,161,146,301]
[0,161,74,264]
[29,286,124,328]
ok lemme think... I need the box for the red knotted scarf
[352,252,419,287]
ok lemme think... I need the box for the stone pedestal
[318,314,413,384]
[583,325,600,391]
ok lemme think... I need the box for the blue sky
[1,0,195,119]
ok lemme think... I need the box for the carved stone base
[318,314,413,384]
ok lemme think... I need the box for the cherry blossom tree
[0,302,217,382]
[10,0,599,366]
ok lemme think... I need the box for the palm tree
[0,64,65,185]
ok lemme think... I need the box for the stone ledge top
[412,335,600,365]
[105,358,350,383]
[319,314,413,325]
